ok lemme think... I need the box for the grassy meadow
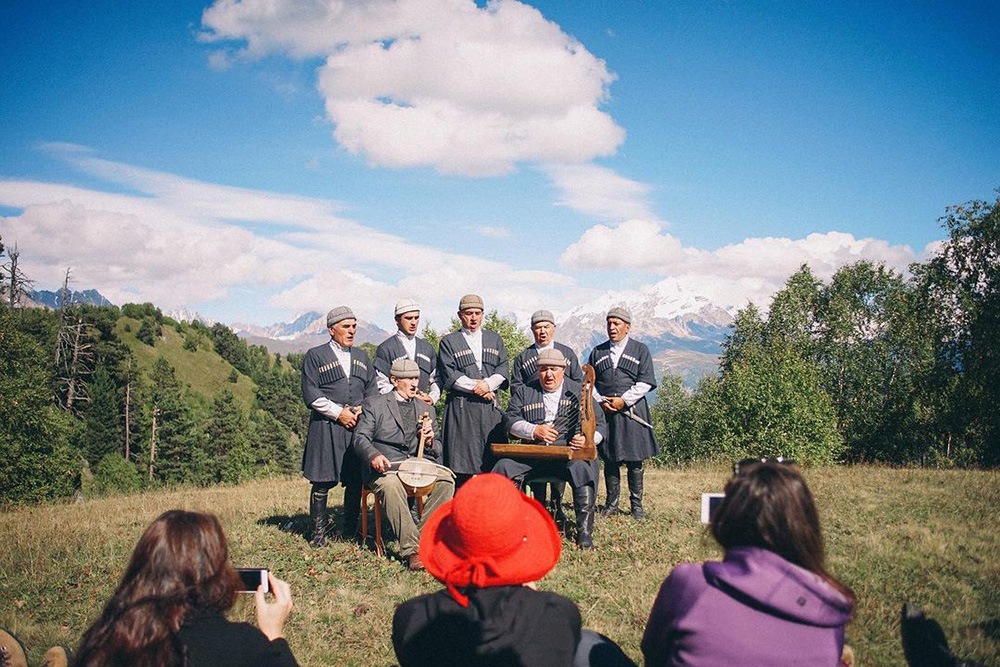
[1,466,997,666]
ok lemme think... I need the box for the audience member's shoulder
[662,562,710,595]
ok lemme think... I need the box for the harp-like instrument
[490,364,598,461]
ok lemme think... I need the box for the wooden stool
[358,484,428,558]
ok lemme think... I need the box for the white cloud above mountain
[561,218,932,309]
[0,148,940,330]
[200,0,623,176]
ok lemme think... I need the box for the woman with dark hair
[642,461,854,666]
[74,510,297,667]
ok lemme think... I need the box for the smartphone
[700,493,725,524]
[236,568,269,593]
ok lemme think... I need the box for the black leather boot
[573,484,595,549]
[627,462,646,520]
[341,482,361,539]
[600,464,620,516]
[309,486,328,548]
[551,482,568,526]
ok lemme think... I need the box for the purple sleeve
[641,563,705,666]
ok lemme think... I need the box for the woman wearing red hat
[392,473,635,667]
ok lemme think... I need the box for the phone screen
[236,568,269,593]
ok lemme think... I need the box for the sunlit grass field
[1,466,997,665]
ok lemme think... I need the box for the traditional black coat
[437,329,508,475]
[588,338,659,462]
[509,342,582,391]
[492,378,605,488]
[352,391,444,484]
[300,341,377,483]
[374,334,438,394]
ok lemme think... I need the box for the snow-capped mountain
[231,312,390,354]
[30,288,113,309]
[167,308,215,325]
[553,278,734,387]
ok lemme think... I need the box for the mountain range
[231,278,733,387]
[29,288,113,309]
[26,279,733,387]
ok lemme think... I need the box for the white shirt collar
[396,330,416,342]
[329,338,351,354]
[534,341,555,351]
[610,335,629,351]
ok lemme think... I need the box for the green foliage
[79,363,122,465]
[358,341,376,361]
[182,330,201,351]
[207,388,252,483]
[148,356,203,483]
[93,453,144,495]
[211,323,250,374]
[713,343,843,463]
[0,307,79,504]
[120,302,162,322]
[135,319,157,346]
[912,193,1000,465]
[228,368,239,383]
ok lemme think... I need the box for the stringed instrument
[491,364,598,461]
[394,413,451,494]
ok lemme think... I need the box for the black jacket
[393,586,581,667]
[177,608,298,667]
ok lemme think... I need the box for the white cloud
[542,163,655,221]
[201,0,624,176]
[0,150,579,327]
[561,219,923,309]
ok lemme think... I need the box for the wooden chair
[358,484,430,557]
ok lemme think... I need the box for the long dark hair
[74,510,241,667]
[710,462,853,600]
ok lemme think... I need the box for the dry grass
[1,467,997,666]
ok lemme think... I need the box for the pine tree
[206,389,252,483]
[149,356,201,483]
[80,363,122,465]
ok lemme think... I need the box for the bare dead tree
[0,233,6,303]
[54,268,72,367]
[2,243,35,309]
[53,268,94,412]
[124,377,132,460]
[148,407,159,480]
[59,317,94,411]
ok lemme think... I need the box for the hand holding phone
[256,572,294,641]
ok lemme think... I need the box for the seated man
[353,359,455,571]
[492,348,607,549]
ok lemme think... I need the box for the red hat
[419,473,562,607]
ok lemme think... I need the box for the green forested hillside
[115,316,256,409]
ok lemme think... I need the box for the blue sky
[1,0,997,329]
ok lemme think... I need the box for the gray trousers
[370,470,455,557]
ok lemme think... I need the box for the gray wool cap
[394,299,421,316]
[390,358,420,379]
[530,309,555,326]
[326,306,356,327]
[459,294,484,311]
[607,306,632,324]
[536,348,568,368]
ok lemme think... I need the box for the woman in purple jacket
[642,460,854,667]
